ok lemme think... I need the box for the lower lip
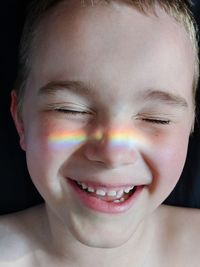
[66,178,144,214]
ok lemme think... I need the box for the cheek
[25,118,87,179]
[24,118,88,202]
[24,121,61,197]
[147,128,190,196]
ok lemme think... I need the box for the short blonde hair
[15,0,199,114]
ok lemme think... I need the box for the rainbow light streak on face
[48,131,87,149]
[92,129,150,149]
[48,129,150,150]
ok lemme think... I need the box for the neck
[39,204,156,267]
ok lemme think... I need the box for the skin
[1,1,200,266]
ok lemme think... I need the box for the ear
[10,90,26,151]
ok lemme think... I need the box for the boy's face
[12,1,195,248]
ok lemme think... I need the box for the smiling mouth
[67,178,144,213]
[74,180,137,203]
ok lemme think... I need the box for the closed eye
[141,118,170,125]
[55,108,90,115]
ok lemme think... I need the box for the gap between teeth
[77,181,134,197]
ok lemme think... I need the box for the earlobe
[10,90,26,151]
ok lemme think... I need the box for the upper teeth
[77,181,134,196]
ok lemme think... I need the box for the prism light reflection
[48,129,150,150]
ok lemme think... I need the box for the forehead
[28,1,194,102]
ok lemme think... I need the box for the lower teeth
[113,197,125,203]
[76,181,136,203]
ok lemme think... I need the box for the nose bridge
[84,125,145,168]
[97,128,138,150]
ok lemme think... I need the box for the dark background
[0,1,200,215]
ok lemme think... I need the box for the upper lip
[67,177,145,189]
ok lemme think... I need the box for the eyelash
[141,118,170,125]
[53,108,170,125]
[55,108,91,115]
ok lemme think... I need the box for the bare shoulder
[156,205,200,266]
[0,204,46,266]
[160,204,200,236]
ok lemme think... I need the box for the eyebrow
[143,89,188,108]
[38,80,188,108]
[38,80,94,97]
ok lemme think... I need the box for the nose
[83,128,141,168]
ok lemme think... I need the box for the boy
[0,0,200,266]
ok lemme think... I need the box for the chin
[69,221,133,249]
[76,234,130,249]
